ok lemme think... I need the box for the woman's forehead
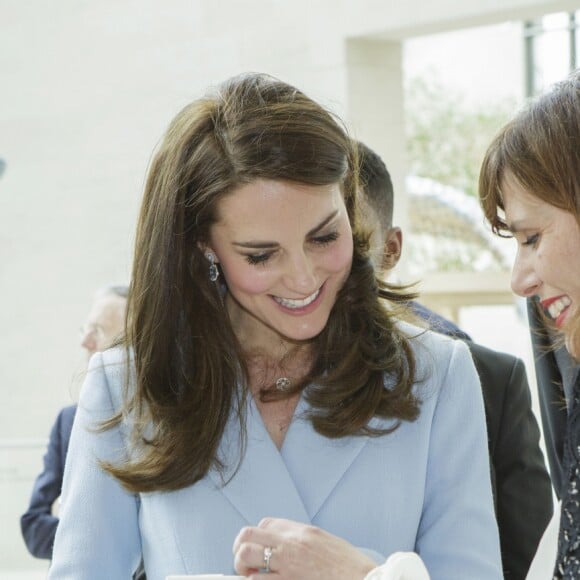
[211,180,347,238]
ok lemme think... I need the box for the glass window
[526,11,579,96]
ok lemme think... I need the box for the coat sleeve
[20,409,69,559]
[416,338,503,579]
[48,351,142,579]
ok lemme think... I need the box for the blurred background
[1,0,579,577]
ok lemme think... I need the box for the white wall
[345,0,580,37]
[0,0,574,571]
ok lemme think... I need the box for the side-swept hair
[479,69,580,357]
[103,73,419,492]
[479,69,580,235]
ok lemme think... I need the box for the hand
[233,517,376,579]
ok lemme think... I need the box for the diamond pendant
[275,377,291,391]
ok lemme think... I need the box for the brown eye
[245,253,272,265]
[312,232,339,246]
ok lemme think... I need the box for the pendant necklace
[275,377,292,391]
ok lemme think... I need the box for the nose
[80,329,97,355]
[283,251,317,294]
[510,251,540,298]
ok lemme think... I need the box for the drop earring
[206,252,219,282]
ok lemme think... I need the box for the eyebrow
[232,210,340,249]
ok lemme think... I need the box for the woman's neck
[226,294,312,361]
[243,343,313,395]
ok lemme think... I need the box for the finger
[233,525,280,554]
[257,517,315,539]
[257,516,295,531]
[234,541,279,575]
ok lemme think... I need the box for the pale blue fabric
[48,325,502,579]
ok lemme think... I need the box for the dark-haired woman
[48,73,501,580]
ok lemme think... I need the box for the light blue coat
[49,326,502,579]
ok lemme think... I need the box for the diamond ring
[263,545,273,573]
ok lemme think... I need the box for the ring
[263,545,273,573]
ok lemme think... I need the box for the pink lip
[554,306,570,328]
[539,294,571,328]
[271,283,325,315]
[540,295,567,310]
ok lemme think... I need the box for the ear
[381,227,402,271]
[197,242,220,263]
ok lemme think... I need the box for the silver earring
[206,252,219,282]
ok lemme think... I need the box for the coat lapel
[208,390,374,524]
[207,395,310,525]
[279,393,371,520]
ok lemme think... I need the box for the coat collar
[207,391,370,525]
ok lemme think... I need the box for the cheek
[220,259,274,296]
[564,242,580,289]
[325,237,354,274]
[543,235,580,293]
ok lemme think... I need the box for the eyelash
[243,231,340,266]
[245,253,271,265]
[313,231,340,246]
[522,233,540,247]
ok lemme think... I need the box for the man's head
[80,285,128,357]
[357,141,403,272]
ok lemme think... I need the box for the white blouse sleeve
[364,552,431,580]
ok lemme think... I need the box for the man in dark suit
[358,141,553,580]
[527,298,580,498]
[21,286,128,558]
[20,405,76,558]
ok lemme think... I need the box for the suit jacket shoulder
[20,403,78,559]
[57,404,77,460]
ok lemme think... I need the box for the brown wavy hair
[103,73,420,492]
[479,68,580,356]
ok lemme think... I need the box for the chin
[282,327,325,343]
[278,319,328,343]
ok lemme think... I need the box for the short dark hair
[106,285,129,299]
[357,141,394,232]
[97,285,129,299]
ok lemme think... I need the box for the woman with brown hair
[479,69,580,579]
[48,73,501,579]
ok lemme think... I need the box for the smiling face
[502,172,580,355]
[206,179,353,354]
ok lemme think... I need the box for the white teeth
[547,296,571,320]
[274,288,320,309]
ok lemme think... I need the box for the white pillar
[345,38,411,280]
